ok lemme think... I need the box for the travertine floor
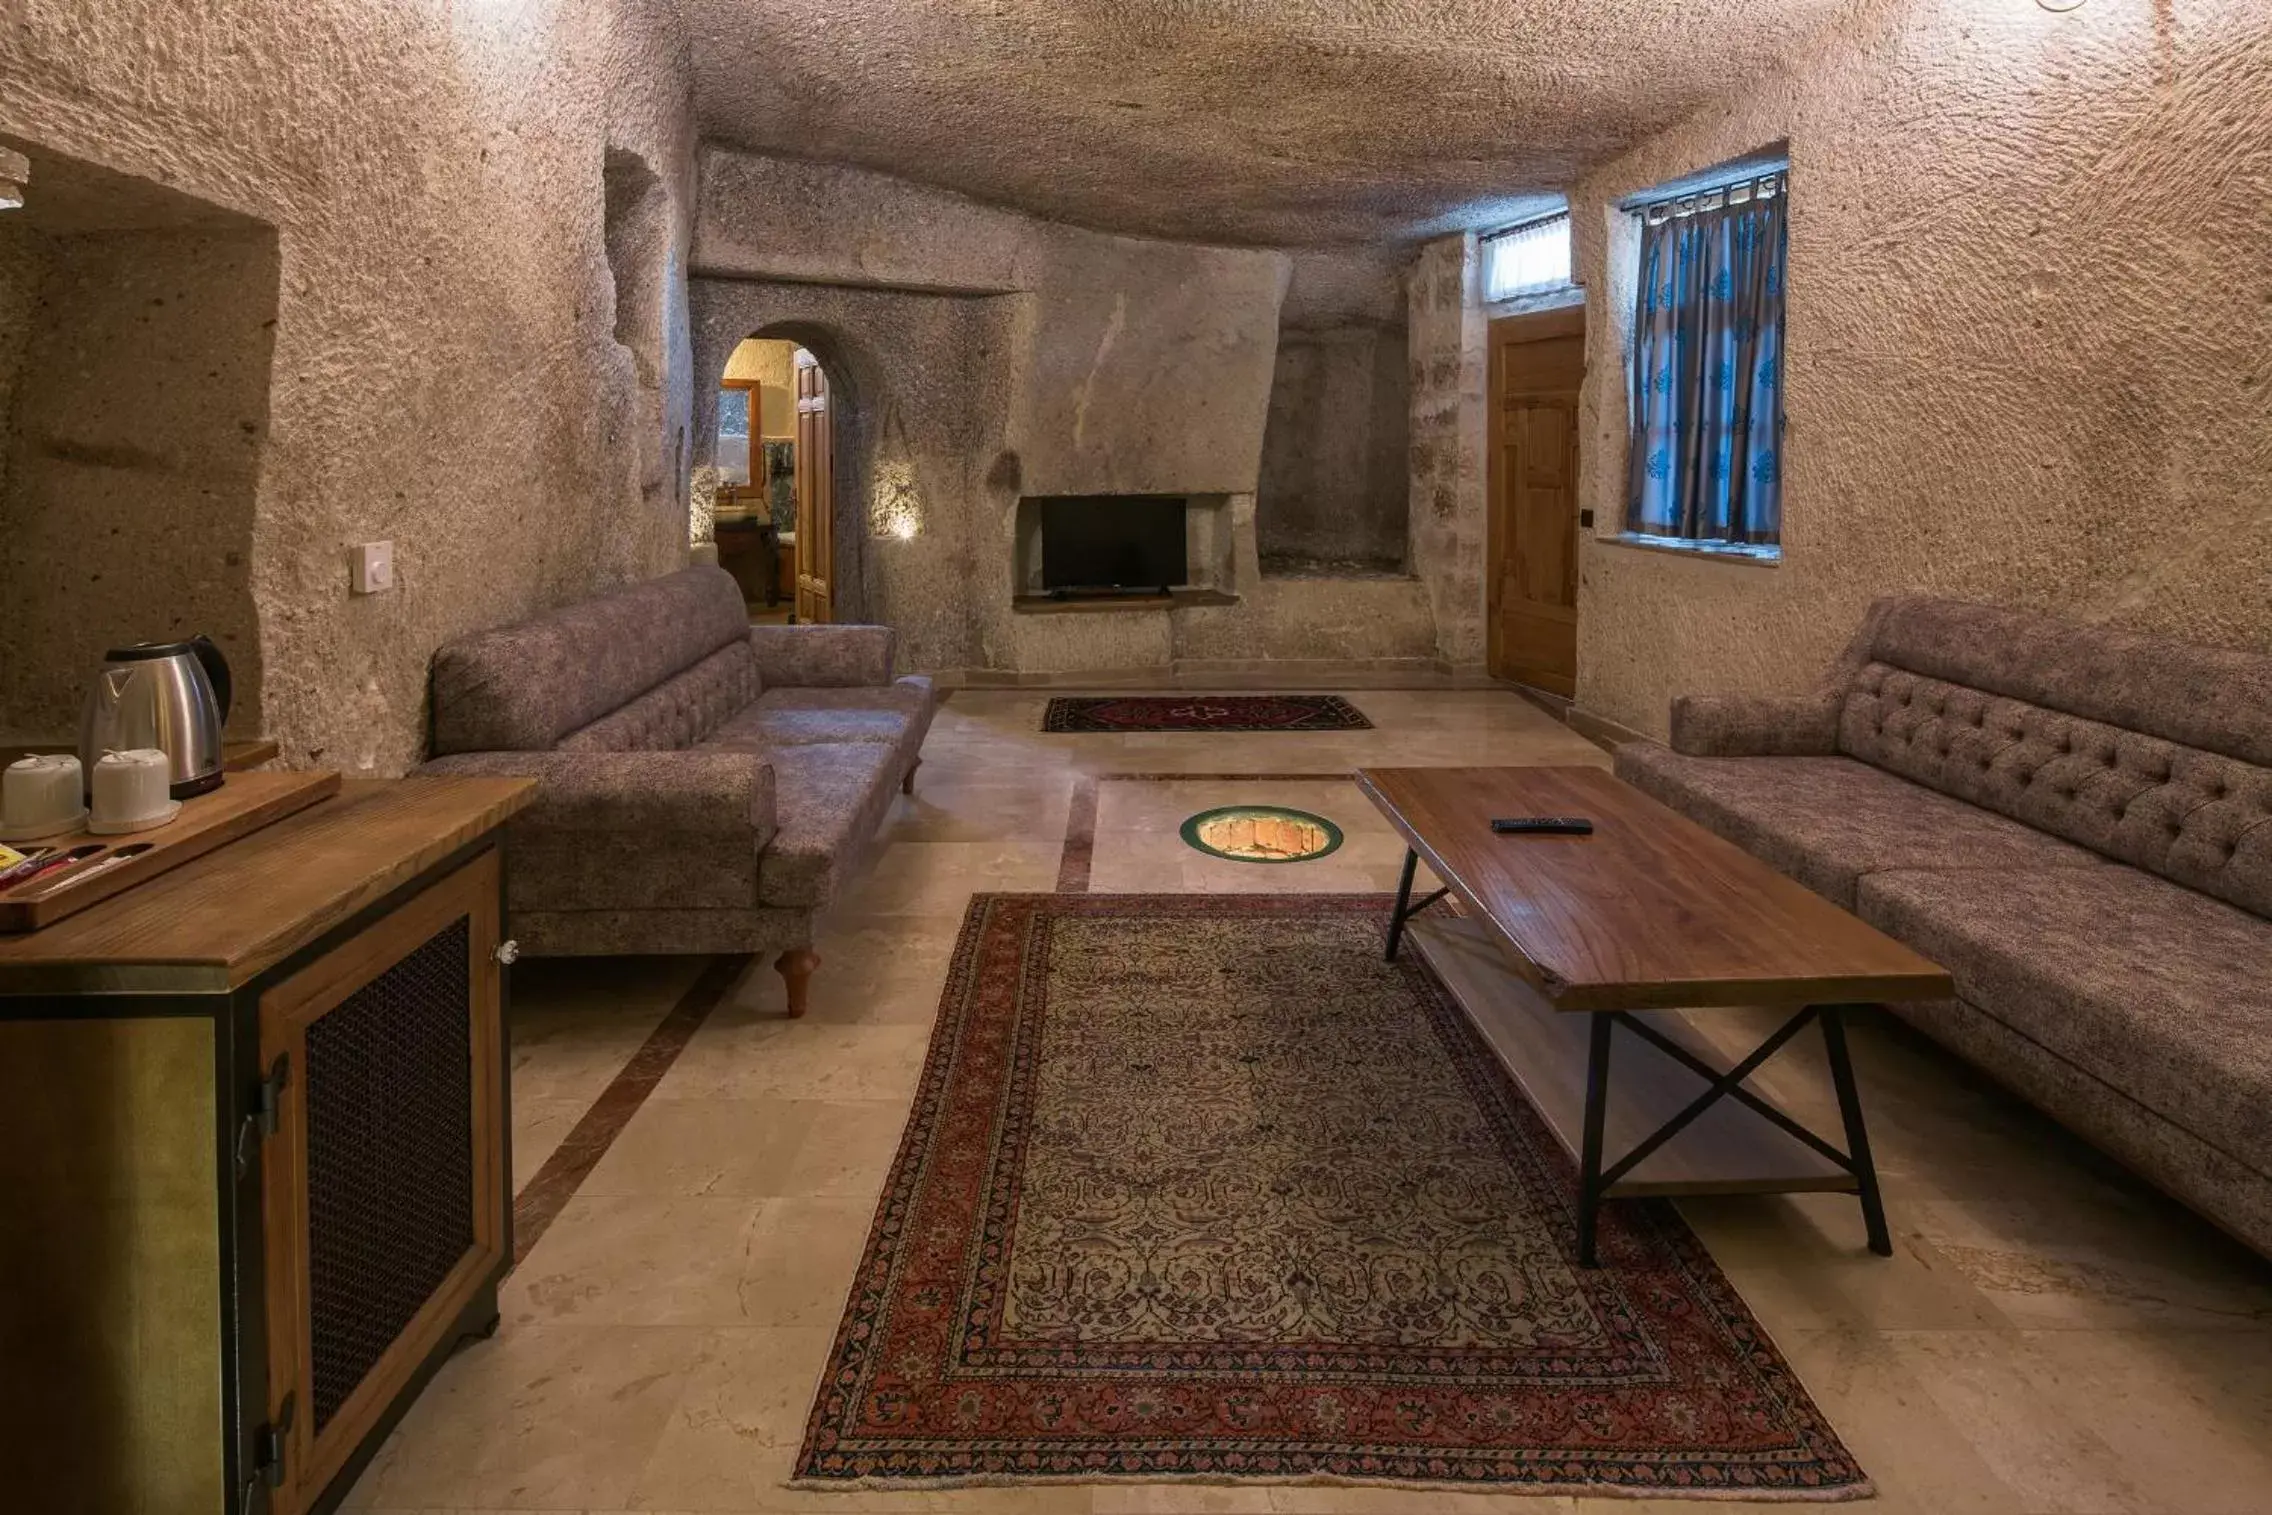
[344,690,2272,1515]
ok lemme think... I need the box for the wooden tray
[0,770,341,932]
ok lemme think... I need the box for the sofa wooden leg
[776,949,820,1018]
[901,758,920,796]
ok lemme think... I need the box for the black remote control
[1491,816,1594,835]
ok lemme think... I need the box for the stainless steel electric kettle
[79,635,233,799]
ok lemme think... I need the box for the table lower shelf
[1409,913,1858,1198]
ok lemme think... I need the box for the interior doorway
[715,337,836,624]
[1486,306,1586,696]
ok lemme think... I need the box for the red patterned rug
[1042,694,1371,733]
[793,894,1869,1499]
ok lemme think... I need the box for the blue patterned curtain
[1626,185,1787,544]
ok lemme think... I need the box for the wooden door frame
[792,348,834,624]
[1486,303,1587,696]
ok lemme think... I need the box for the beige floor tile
[579,1095,907,1202]
[505,1194,767,1327]
[1675,1193,2012,1333]
[1901,1195,2272,1332]
[1092,1489,1278,1514]
[344,1323,707,1510]
[624,1325,837,1509]
[2012,1327,2272,1514]
[579,1097,812,1198]
[736,1194,880,1327]
[514,1093,594,1190]
[890,773,1079,844]
[510,999,674,1107]
[1882,1330,2154,1513]
[1758,1327,2030,1514]
[836,841,1063,914]
[661,1019,934,1103]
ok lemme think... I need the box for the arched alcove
[698,320,879,624]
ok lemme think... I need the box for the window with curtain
[1625,170,1788,554]
[1481,212,1572,302]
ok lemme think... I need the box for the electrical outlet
[350,541,395,595]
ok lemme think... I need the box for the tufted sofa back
[431,566,757,754]
[557,640,761,753]
[1834,598,2272,919]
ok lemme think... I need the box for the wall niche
[1254,250,1410,577]
[0,140,278,742]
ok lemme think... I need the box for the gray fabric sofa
[418,566,935,1013]
[1615,596,2272,1257]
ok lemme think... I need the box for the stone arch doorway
[702,323,872,626]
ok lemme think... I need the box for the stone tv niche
[1036,495,1188,595]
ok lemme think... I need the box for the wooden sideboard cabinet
[0,777,536,1515]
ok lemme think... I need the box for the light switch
[350,541,395,595]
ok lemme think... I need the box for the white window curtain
[1481,213,1571,301]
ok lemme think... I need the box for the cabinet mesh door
[301,916,476,1431]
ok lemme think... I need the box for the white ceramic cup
[89,749,179,834]
[1,754,86,838]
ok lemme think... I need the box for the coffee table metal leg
[1384,849,1419,961]
[1820,1004,1893,1257]
[1577,1013,1614,1267]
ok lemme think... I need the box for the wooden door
[1487,306,1586,696]
[793,349,833,625]
[257,851,506,1515]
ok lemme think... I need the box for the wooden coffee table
[1356,766,1953,1265]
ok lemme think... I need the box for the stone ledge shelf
[1012,588,1240,615]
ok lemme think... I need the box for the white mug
[89,749,180,834]
[1,754,86,839]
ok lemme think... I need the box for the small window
[1481,213,1572,302]
[1623,165,1788,557]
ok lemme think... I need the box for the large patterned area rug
[1042,694,1372,733]
[795,894,1868,1500]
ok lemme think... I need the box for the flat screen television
[1037,495,1188,593]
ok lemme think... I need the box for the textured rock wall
[0,0,698,771]
[692,148,1442,677]
[1257,250,1411,572]
[1571,0,2272,737]
[0,223,277,738]
[1406,234,1488,669]
[0,222,39,575]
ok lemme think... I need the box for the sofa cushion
[430,566,753,753]
[755,742,902,909]
[1858,866,2272,1179]
[1614,745,2104,909]
[1838,663,2272,918]
[558,640,761,753]
[705,677,933,756]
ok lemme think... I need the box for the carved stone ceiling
[683,0,1856,246]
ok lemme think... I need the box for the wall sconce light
[0,149,28,211]
[2036,0,2085,12]
[870,460,924,542]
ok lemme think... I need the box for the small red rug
[1042,694,1371,733]
[793,894,1869,1499]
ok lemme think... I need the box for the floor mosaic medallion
[1179,804,1344,863]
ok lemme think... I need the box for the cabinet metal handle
[494,939,520,965]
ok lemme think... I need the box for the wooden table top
[1355,766,1952,1013]
[0,776,535,993]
